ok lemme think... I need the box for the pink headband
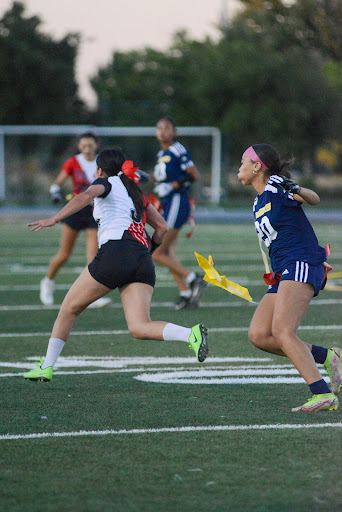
[244,146,270,171]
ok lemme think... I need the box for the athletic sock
[163,323,192,342]
[309,379,331,395]
[311,345,329,364]
[186,272,196,285]
[41,337,65,369]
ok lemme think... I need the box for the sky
[0,0,241,107]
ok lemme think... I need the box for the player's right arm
[28,184,105,232]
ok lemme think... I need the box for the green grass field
[1,220,342,512]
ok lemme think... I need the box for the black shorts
[88,237,156,289]
[62,204,98,231]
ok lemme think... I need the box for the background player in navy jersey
[152,117,207,310]
[24,148,209,383]
[238,143,341,412]
[40,132,111,309]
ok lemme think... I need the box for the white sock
[41,337,65,369]
[186,272,196,285]
[163,323,191,342]
[180,290,191,298]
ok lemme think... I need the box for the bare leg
[51,267,111,341]
[271,281,322,384]
[120,282,168,339]
[249,281,323,384]
[47,224,79,279]
[152,228,190,292]
[249,293,285,356]
[85,228,99,263]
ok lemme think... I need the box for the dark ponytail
[119,173,144,221]
[253,144,294,178]
[96,148,145,222]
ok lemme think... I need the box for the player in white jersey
[238,143,341,412]
[40,132,111,308]
[24,148,209,383]
[152,118,207,310]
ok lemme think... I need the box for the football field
[1,220,342,511]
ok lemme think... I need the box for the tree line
[1,1,342,168]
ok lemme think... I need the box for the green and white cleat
[189,324,209,363]
[323,347,341,395]
[24,357,53,382]
[292,393,338,412]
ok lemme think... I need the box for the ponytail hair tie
[121,160,140,183]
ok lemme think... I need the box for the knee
[60,300,84,318]
[271,325,293,349]
[248,325,266,348]
[56,251,71,265]
[153,247,168,261]
[128,322,148,340]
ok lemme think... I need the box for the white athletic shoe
[40,277,55,305]
[88,297,112,309]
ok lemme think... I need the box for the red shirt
[62,154,97,196]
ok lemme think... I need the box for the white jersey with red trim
[92,176,148,248]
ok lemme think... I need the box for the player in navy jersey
[24,148,209,383]
[40,132,111,309]
[152,118,207,310]
[238,143,341,412]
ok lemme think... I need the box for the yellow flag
[195,252,253,302]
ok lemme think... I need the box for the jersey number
[255,217,278,247]
[131,208,141,224]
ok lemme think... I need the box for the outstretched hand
[27,217,57,231]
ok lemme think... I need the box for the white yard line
[1,422,342,441]
[1,324,342,338]
[0,299,342,311]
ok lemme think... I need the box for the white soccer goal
[0,125,221,203]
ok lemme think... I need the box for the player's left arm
[145,203,168,252]
[28,184,105,231]
[278,175,320,205]
[172,165,200,190]
[293,187,320,205]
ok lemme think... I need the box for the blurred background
[0,0,342,206]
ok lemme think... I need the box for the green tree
[0,2,87,124]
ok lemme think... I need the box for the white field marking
[26,356,271,364]
[2,252,342,263]
[0,264,271,275]
[135,367,330,385]
[1,298,342,311]
[1,356,272,369]
[1,423,342,441]
[1,324,342,339]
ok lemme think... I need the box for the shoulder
[92,177,112,198]
[169,142,188,157]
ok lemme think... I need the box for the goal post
[0,125,222,203]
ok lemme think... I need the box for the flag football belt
[259,240,332,288]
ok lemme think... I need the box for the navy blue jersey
[253,175,326,272]
[154,142,194,198]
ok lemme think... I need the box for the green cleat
[24,357,53,382]
[323,347,341,395]
[292,393,338,412]
[189,324,209,363]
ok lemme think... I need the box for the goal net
[0,125,221,205]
